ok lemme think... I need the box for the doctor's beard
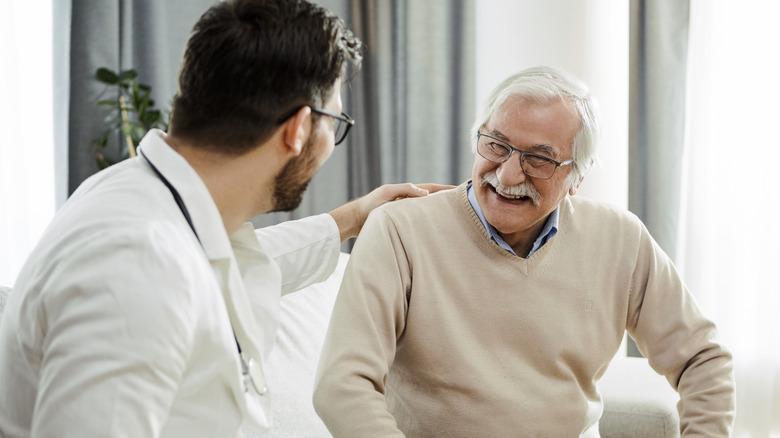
[270,136,319,213]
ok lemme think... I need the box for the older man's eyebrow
[530,144,555,157]
[488,128,513,143]
[489,128,557,158]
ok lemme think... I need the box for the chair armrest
[0,286,10,316]
[599,356,680,438]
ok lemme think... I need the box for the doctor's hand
[329,182,454,242]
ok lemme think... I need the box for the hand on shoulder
[329,183,455,242]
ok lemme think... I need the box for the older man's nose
[496,154,528,187]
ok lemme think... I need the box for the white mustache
[481,171,541,206]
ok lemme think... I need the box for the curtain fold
[628,0,690,263]
[53,1,72,208]
[627,0,690,358]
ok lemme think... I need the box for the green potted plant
[92,67,170,168]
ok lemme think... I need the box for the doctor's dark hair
[168,0,362,155]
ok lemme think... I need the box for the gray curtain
[67,0,214,195]
[258,0,477,230]
[629,0,690,262]
[628,0,690,356]
[63,0,476,238]
[53,1,72,207]
[346,0,475,197]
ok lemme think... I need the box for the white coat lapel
[139,132,274,432]
[210,254,275,433]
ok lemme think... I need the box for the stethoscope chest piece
[241,352,268,396]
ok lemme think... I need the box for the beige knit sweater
[314,183,735,437]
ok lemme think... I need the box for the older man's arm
[313,208,410,437]
[626,224,736,437]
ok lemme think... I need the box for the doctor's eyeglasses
[278,106,355,145]
[309,108,354,145]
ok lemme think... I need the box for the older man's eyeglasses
[476,132,573,180]
[309,108,354,145]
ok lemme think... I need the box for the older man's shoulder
[565,195,643,229]
[375,185,459,221]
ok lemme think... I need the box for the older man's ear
[569,178,583,196]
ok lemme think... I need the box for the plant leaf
[96,100,120,107]
[92,65,172,167]
[118,69,138,81]
[95,67,119,85]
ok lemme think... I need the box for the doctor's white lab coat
[0,130,341,437]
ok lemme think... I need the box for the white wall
[475,0,629,208]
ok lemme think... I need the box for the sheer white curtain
[0,0,55,287]
[681,1,780,436]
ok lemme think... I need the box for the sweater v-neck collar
[456,182,564,276]
[466,182,560,257]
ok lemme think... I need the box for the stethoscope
[141,150,267,396]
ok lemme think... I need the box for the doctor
[0,0,443,436]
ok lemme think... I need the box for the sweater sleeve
[313,209,409,437]
[626,223,736,437]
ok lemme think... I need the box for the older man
[313,66,736,437]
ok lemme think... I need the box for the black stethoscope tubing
[140,150,265,396]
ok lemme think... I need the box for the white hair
[470,66,601,188]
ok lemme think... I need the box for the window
[0,0,55,286]
[681,1,780,435]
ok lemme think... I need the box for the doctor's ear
[281,106,312,156]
